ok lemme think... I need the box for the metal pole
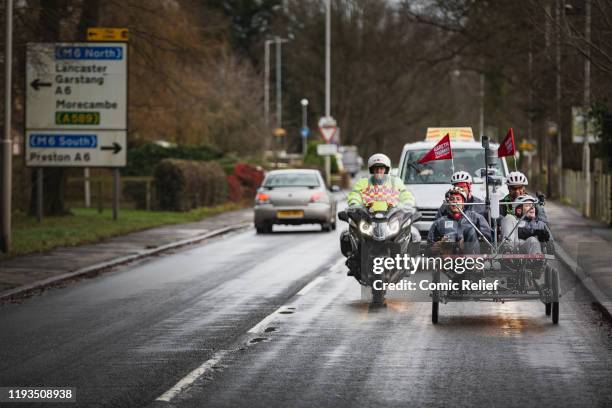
[302,103,307,156]
[583,0,591,217]
[325,0,331,118]
[84,168,91,208]
[555,0,563,198]
[36,168,43,223]
[264,40,271,128]
[528,45,533,181]
[275,37,282,129]
[1,0,13,252]
[112,169,119,220]
[479,73,485,140]
[545,1,553,198]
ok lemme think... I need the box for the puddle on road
[264,327,278,333]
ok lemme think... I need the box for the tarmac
[0,208,252,301]
[1,202,611,317]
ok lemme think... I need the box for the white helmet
[368,153,391,174]
[445,186,467,202]
[451,170,472,184]
[506,171,528,186]
[513,194,536,211]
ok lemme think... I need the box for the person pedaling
[427,187,492,255]
[500,171,548,223]
[435,170,486,219]
[500,194,552,254]
[342,153,416,277]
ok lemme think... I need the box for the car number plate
[277,210,304,219]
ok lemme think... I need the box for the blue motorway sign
[300,127,310,138]
[54,46,124,60]
[29,134,97,148]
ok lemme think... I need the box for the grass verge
[3,202,248,260]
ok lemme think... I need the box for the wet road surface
[1,220,611,408]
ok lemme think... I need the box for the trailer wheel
[432,269,440,324]
[552,302,559,324]
[432,301,439,324]
[545,303,551,316]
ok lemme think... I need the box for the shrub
[154,159,228,211]
[226,175,244,202]
[124,143,224,176]
[234,163,265,198]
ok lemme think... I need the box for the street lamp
[263,37,289,130]
[300,98,309,156]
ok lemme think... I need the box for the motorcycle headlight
[388,219,400,235]
[359,220,373,236]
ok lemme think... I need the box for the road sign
[26,43,127,130]
[320,126,337,143]
[26,42,128,167]
[317,143,337,156]
[25,130,126,167]
[572,106,599,143]
[273,128,287,137]
[318,116,337,143]
[300,127,310,138]
[519,139,537,157]
[87,27,129,42]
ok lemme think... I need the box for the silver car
[254,169,338,234]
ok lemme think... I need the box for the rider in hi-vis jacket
[347,154,415,209]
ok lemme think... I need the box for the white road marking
[297,276,325,296]
[156,350,229,402]
[157,258,344,402]
[247,305,292,334]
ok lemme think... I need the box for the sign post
[318,116,338,187]
[26,42,128,219]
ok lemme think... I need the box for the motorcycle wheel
[552,302,559,324]
[371,287,385,305]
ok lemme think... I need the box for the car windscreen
[264,173,320,188]
[401,148,507,184]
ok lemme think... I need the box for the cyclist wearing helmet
[428,187,492,254]
[500,194,552,255]
[500,171,548,223]
[435,170,486,219]
[347,153,415,209]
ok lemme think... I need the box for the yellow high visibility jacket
[347,176,415,208]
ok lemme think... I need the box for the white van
[397,128,509,237]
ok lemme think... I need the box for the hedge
[154,159,228,211]
[124,143,224,177]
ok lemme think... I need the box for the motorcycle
[338,195,421,305]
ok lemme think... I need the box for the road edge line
[0,222,252,302]
[554,242,612,319]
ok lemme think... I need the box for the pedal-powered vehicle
[429,136,560,324]
[430,252,560,324]
[338,199,421,305]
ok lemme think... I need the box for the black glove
[517,227,535,240]
[535,228,550,242]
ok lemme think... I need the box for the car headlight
[359,220,373,236]
[388,219,400,235]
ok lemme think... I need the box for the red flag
[498,128,516,157]
[418,133,453,164]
